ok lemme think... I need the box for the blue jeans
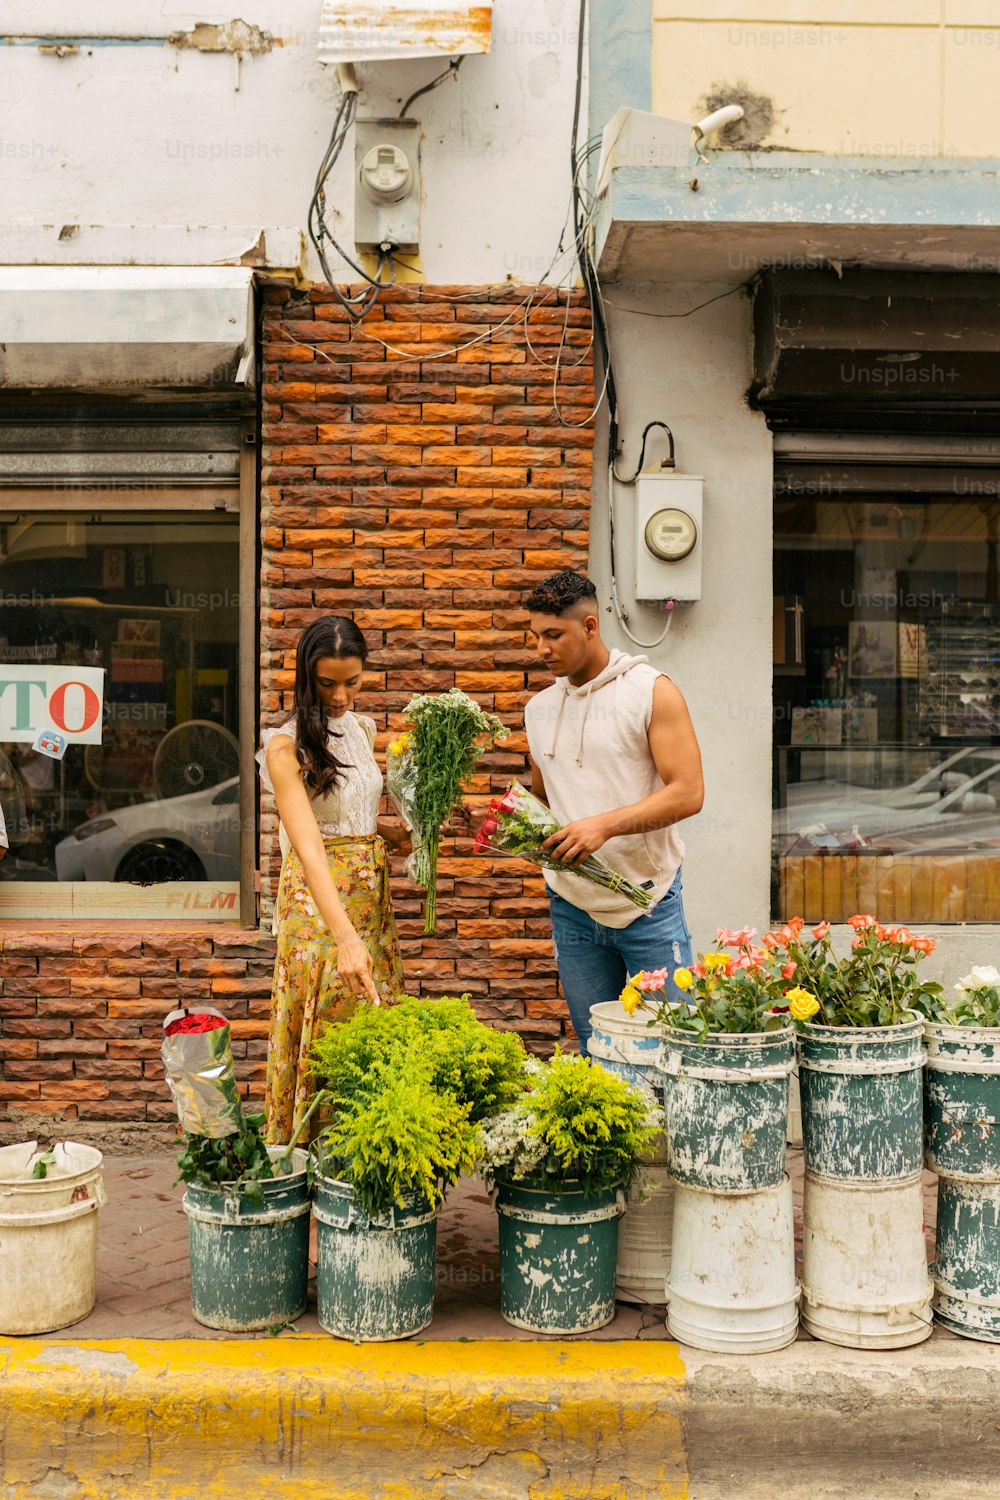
[549,870,693,1057]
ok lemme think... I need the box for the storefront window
[773,465,1000,924]
[0,510,241,919]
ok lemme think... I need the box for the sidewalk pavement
[0,1145,930,1343]
[3,1148,1000,1499]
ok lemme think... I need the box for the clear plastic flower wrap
[472,782,653,911]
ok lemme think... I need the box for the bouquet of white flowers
[387,688,508,934]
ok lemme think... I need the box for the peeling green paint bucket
[797,1021,925,1181]
[932,1177,1000,1342]
[494,1176,624,1334]
[314,1175,438,1342]
[924,1023,1000,1181]
[588,1001,674,1304]
[657,1030,795,1193]
[182,1147,310,1332]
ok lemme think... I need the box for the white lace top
[257,712,382,839]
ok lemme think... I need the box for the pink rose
[637,967,669,992]
[717,925,758,947]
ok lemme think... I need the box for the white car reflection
[54,777,241,883]
[774,747,1000,853]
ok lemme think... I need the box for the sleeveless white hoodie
[524,648,684,928]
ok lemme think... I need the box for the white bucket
[617,1133,675,1305]
[0,1141,106,1335]
[665,1175,799,1353]
[588,1002,674,1304]
[801,1169,933,1349]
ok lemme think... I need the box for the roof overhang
[593,125,1000,285]
[0,266,255,391]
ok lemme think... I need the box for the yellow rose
[702,952,730,971]
[388,735,410,756]
[620,985,642,1016]
[785,987,820,1022]
[673,967,694,991]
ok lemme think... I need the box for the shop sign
[0,664,105,744]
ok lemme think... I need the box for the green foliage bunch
[309,994,528,1217]
[309,994,526,1122]
[479,1048,661,1197]
[316,1063,480,1218]
[174,1111,277,1205]
[403,689,508,933]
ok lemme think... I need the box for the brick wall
[260,282,596,1029]
[0,282,595,1125]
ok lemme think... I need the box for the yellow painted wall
[652,2,1000,156]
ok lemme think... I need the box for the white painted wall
[588,282,776,950]
[595,279,1000,977]
[0,0,583,283]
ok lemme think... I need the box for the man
[524,570,704,1055]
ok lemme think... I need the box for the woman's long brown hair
[292,616,368,795]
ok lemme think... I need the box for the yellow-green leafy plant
[306,994,527,1216]
[479,1048,661,1197]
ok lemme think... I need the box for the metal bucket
[183,1146,310,1332]
[314,1174,438,1342]
[588,1000,664,1090]
[616,1137,674,1305]
[801,1169,933,1349]
[797,1021,925,1181]
[666,1174,798,1353]
[932,1177,1000,1342]
[657,1029,796,1192]
[924,1022,1000,1181]
[588,1001,674,1303]
[494,1176,625,1335]
[0,1142,105,1335]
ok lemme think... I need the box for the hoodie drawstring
[542,649,650,766]
[574,676,598,766]
[543,685,568,760]
[543,675,599,766]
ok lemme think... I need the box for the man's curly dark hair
[524,570,598,618]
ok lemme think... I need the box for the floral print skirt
[265,834,404,1144]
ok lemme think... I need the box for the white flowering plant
[387,688,508,934]
[916,964,1000,1028]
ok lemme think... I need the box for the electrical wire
[612,421,675,484]
[399,56,464,118]
[566,0,686,646]
[308,84,400,323]
[607,462,678,649]
[601,283,750,319]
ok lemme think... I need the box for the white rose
[955,964,1000,995]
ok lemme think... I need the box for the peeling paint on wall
[167,19,274,55]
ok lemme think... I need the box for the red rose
[164,1014,227,1036]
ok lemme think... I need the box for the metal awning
[593,116,1000,285]
[0,267,255,390]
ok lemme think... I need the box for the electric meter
[359,143,413,202]
[634,472,703,601]
[643,507,698,562]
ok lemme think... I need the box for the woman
[258,616,407,1143]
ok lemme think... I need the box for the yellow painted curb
[0,1338,689,1500]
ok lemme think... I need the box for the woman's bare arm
[267,737,381,1004]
